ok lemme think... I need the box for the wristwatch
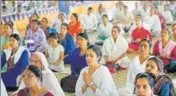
[88,82,94,87]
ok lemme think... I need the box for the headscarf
[30,52,65,96]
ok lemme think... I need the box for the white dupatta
[16,52,65,96]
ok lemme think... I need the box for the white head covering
[16,52,65,96]
[31,52,65,96]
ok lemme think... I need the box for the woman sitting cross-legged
[102,26,130,71]
[153,28,176,73]
[59,23,76,64]
[76,44,119,96]
[70,33,89,76]
[1,34,30,92]
[128,15,152,54]
[60,33,89,92]
[46,32,65,73]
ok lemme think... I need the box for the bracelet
[88,82,94,87]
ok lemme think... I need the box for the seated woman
[59,12,68,24]
[155,7,166,29]
[46,33,65,73]
[147,7,161,37]
[59,23,76,64]
[96,14,113,43]
[26,19,48,53]
[1,22,19,50]
[76,44,119,96]
[102,26,130,70]
[96,4,107,25]
[145,56,176,96]
[17,52,65,96]
[128,15,152,53]
[153,28,176,67]
[69,33,89,76]
[122,39,152,94]
[18,65,54,96]
[60,33,89,92]
[83,7,98,33]
[40,17,51,37]
[68,13,82,37]
[134,73,155,96]
[1,34,30,91]
[161,4,173,25]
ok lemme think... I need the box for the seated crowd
[1,1,176,96]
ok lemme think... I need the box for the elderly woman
[17,52,65,96]
[128,15,152,53]
[145,56,176,96]
[125,39,153,94]
[76,44,119,96]
[26,19,48,53]
[18,65,54,96]
[153,28,176,67]
[1,34,30,91]
[60,23,76,64]
[102,26,130,70]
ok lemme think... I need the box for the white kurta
[102,35,130,68]
[112,8,124,20]
[48,44,65,72]
[83,13,98,32]
[98,22,113,37]
[121,12,134,25]
[126,55,152,93]
[52,17,62,33]
[161,10,173,24]
[1,79,8,96]
[96,11,107,24]
[140,8,150,24]
[76,66,119,96]
[147,14,161,36]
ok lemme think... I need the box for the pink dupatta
[159,40,176,57]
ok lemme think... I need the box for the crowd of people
[1,1,176,96]
[1,1,57,16]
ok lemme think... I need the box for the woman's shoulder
[41,87,54,96]
[18,88,28,95]
[99,65,109,72]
